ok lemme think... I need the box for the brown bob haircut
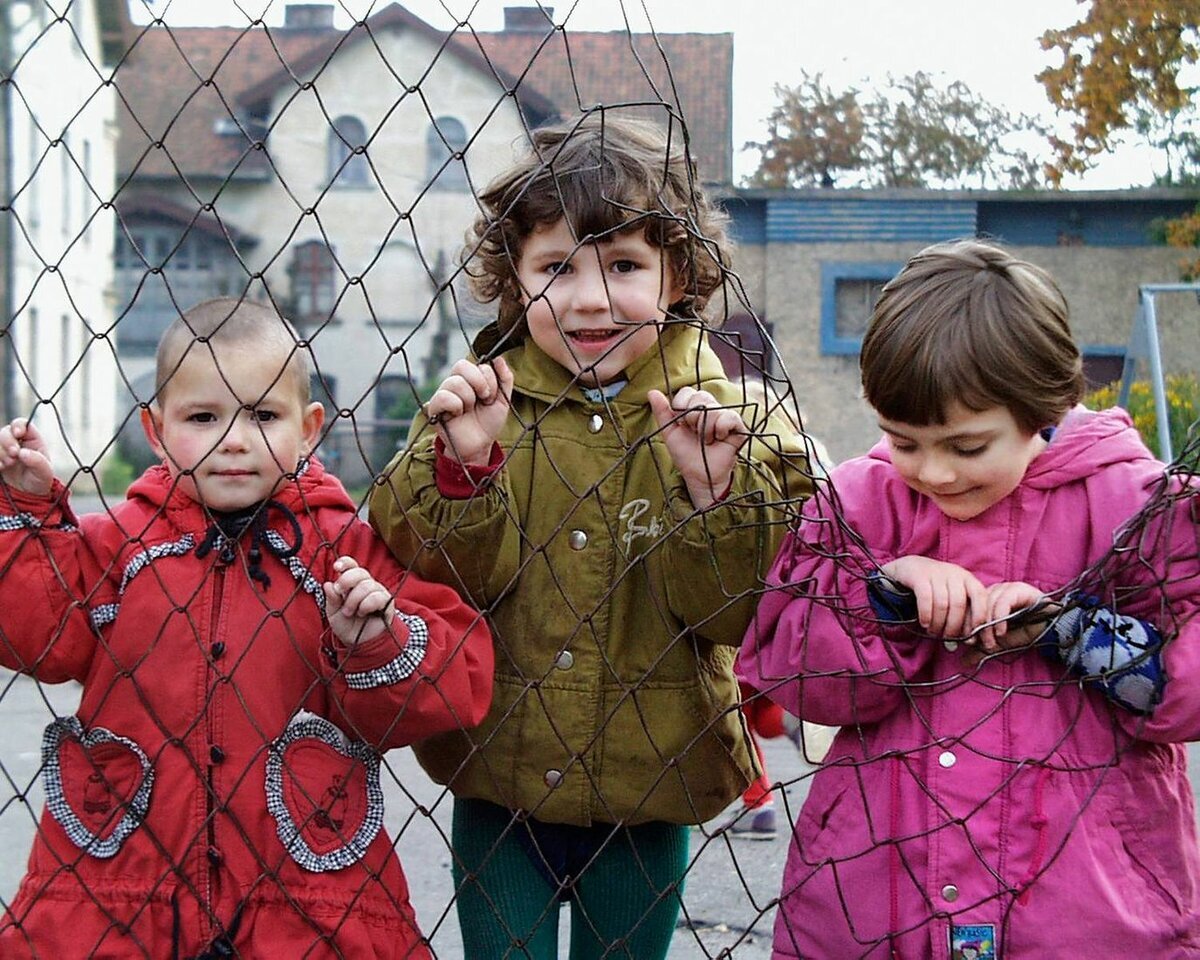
[155,297,312,404]
[860,239,1085,434]
[463,111,732,336]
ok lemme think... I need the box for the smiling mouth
[567,328,620,343]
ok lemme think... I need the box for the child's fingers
[322,581,345,618]
[337,580,392,620]
[454,361,500,405]
[647,389,674,430]
[492,356,515,398]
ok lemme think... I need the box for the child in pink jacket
[738,239,1200,958]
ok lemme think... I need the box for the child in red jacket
[0,297,493,959]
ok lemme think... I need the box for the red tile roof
[456,28,733,182]
[114,3,733,186]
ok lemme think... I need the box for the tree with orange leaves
[1038,0,1200,186]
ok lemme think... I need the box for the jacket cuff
[0,478,77,530]
[433,437,504,500]
[328,612,431,690]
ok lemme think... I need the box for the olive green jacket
[369,323,811,826]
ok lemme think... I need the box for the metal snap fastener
[568,530,588,550]
[543,769,563,788]
[554,651,574,670]
[943,640,959,652]
[941,884,959,902]
[939,751,957,768]
[588,414,603,433]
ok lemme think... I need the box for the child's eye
[888,439,917,454]
[187,412,216,424]
[611,259,639,274]
[250,409,279,423]
[955,445,988,457]
[544,261,571,276]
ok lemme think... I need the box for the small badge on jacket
[950,924,996,960]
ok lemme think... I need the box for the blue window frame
[819,261,903,355]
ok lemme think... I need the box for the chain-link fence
[0,3,1198,959]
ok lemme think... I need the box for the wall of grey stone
[734,241,1199,465]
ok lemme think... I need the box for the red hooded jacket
[0,459,493,959]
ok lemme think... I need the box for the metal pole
[1140,290,1174,462]
[0,0,16,424]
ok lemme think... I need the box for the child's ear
[301,401,325,455]
[140,406,166,460]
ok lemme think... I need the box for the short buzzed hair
[860,239,1084,434]
[155,297,312,404]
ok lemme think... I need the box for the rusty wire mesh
[0,3,1197,960]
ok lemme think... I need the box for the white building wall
[9,2,119,476]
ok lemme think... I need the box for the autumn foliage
[746,71,1046,190]
[1038,0,1200,185]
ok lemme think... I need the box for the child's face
[879,402,1046,521]
[516,218,683,387]
[141,342,324,511]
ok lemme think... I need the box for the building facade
[4,0,128,475]
[724,188,1200,463]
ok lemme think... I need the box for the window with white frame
[426,116,469,191]
[328,115,370,187]
[288,240,338,319]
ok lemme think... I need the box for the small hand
[323,556,395,647]
[648,387,748,509]
[0,418,54,496]
[966,580,1057,663]
[425,357,513,467]
[879,555,988,640]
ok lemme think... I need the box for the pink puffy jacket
[738,408,1200,959]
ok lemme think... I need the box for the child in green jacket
[369,112,811,958]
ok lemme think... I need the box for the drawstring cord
[195,499,303,590]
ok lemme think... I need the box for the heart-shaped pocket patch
[42,717,153,859]
[265,711,382,873]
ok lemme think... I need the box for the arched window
[288,240,338,319]
[328,115,370,187]
[426,116,468,191]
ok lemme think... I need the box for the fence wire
[0,3,1197,960]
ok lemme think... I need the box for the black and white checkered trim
[265,711,383,873]
[118,535,196,595]
[343,612,430,689]
[263,530,326,616]
[89,603,120,629]
[0,512,76,532]
[41,716,154,859]
[85,535,195,631]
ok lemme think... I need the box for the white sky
[128,0,1160,188]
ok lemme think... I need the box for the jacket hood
[470,320,726,406]
[866,406,1157,490]
[128,456,356,519]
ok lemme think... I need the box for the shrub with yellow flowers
[1085,373,1200,469]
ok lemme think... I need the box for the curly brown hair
[463,111,732,336]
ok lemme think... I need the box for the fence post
[0,0,16,425]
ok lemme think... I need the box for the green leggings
[450,798,690,959]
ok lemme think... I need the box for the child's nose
[219,418,251,451]
[573,264,610,310]
[917,455,955,487]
